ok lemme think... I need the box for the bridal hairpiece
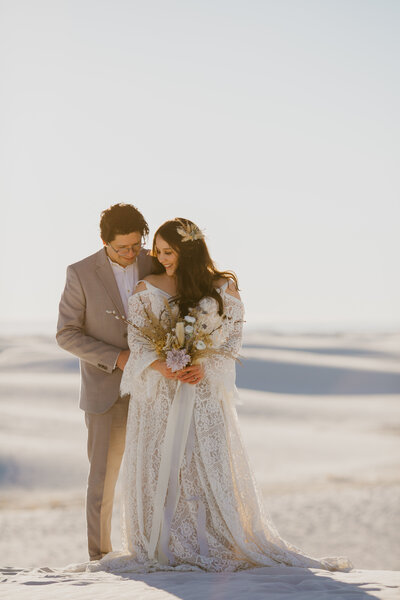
[176,220,205,243]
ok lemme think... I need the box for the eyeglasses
[108,241,142,256]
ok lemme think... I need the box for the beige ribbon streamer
[148,381,196,562]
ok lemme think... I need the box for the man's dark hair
[100,203,149,243]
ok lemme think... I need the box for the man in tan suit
[57,203,154,560]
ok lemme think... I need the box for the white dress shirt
[108,257,139,318]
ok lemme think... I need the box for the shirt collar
[107,256,135,272]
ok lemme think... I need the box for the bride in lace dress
[92,218,352,574]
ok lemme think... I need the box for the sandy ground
[0,332,399,598]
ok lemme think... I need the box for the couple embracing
[57,203,351,573]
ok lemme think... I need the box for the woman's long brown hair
[151,218,238,316]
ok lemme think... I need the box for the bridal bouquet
[107,296,239,372]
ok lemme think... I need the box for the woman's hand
[150,359,177,379]
[176,364,205,385]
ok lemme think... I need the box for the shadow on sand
[243,343,399,360]
[236,357,400,395]
[1,566,385,599]
[2,354,400,395]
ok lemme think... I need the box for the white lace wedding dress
[87,281,352,574]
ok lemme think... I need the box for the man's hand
[150,359,177,379]
[176,364,205,385]
[116,350,130,371]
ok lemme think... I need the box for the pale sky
[1,0,399,333]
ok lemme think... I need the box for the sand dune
[0,332,399,597]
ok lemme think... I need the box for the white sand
[2,566,400,600]
[0,332,399,598]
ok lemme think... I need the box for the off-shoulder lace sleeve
[120,291,159,397]
[203,291,244,393]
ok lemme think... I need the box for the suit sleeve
[56,265,122,374]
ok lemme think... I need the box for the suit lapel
[95,248,125,316]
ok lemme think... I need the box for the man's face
[104,231,142,267]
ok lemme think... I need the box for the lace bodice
[120,281,244,397]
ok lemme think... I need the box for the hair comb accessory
[176,220,205,243]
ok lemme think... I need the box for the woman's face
[155,235,179,276]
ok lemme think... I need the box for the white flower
[195,340,206,350]
[184,325,194,335]
[184,315,196,323]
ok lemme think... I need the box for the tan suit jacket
[56,247,154,414]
